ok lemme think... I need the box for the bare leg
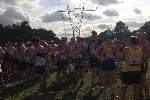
[92,67,96,85]
[39,73,46,92]
[120,84,127,100]
[133,84,141,100]
[144,82,149,99]
[142,75,149,98]
[102,71,109,99]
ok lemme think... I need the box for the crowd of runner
[0,30,150,100]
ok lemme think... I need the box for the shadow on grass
[23,73,78,100]
[0,80,37,97]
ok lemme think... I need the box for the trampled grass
[1,63,150,100]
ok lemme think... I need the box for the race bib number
[60,56,67,60]
[105,53,113,59]
[129,56,141,66]
[35,56,46,66]
[77,54,82,58]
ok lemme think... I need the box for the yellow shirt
[123,46,143,72]
[102,42,113,54]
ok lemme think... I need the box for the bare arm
[0,47,5,59]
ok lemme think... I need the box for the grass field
[1,62,150,100]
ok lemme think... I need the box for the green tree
[0,21,57,43]
[99,29,113,41]
[140,21,150,41]
[114,21,131,41]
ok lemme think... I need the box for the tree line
[0,21,59,43]
[0,21,150,43]
[99,21,150,42]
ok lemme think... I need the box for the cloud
[103,9,119,17]
[0,7,29,24]
[97,24,111,30]
[0,0,17,5]
[90,0,123,6]
[74,12,102,20]
[133,8,142,14]
[40,0,74,8]
[125,21,144,28]
[41,11,68,22]
[0,0,39,10]
[0,0,38,5]
[3,7,28,20]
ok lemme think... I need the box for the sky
[0,0,150,38]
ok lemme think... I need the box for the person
[100,35,116,99]
[56,37,70,82]
[33,38,47,92]
[3,43,14,73]
[72,36,86,83]
[43,41,52,77]
[14,41,27,83]
[25,42,36,82]
[0,45,5,88]
[0,46,5,70]
[51,43,57,65]
[47,42,54,66]
[120,36,144,100]
[69,37,76,74]
[133,31,150,99]
[88,30,100,86]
